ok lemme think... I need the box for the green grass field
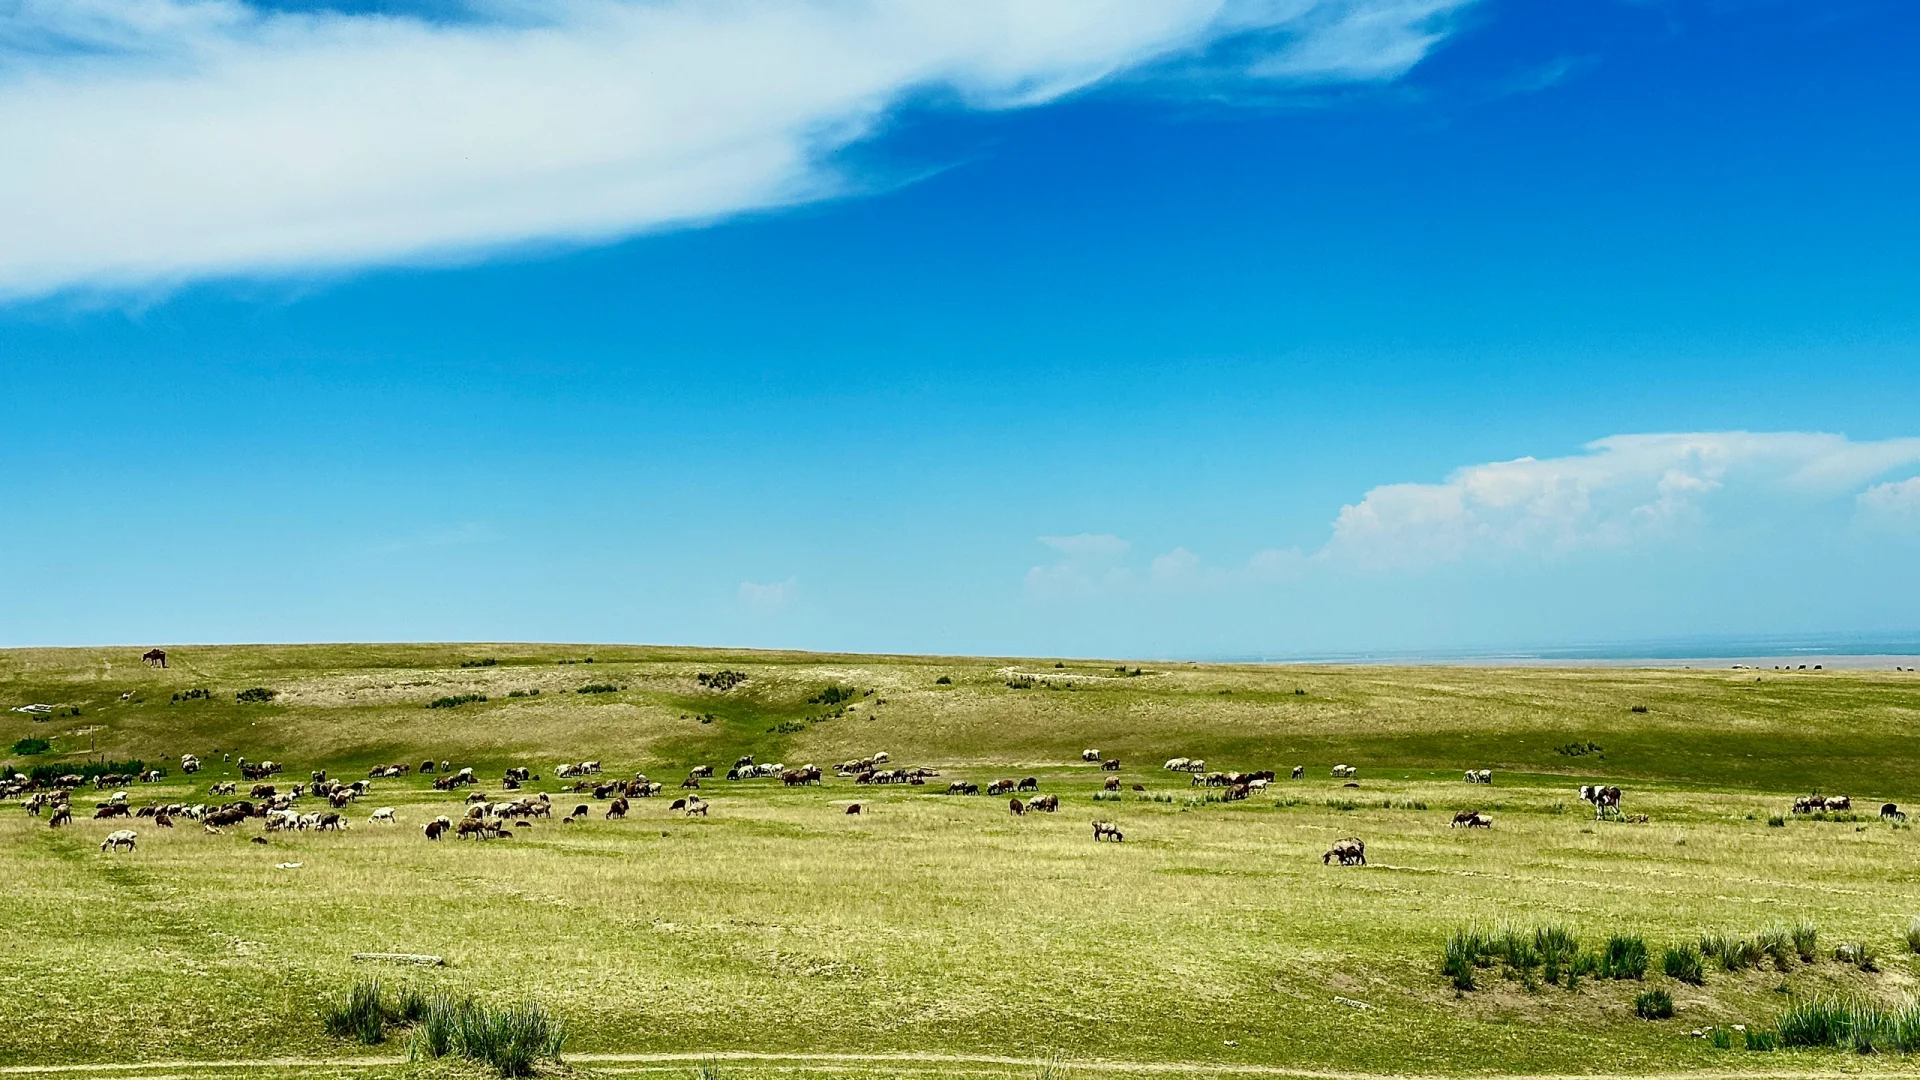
[6,644,1920,1079]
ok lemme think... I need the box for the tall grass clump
[1779,997,1920,1052]
[1757,927,1796,969]
[1662,943,1706,985]
[409,995,564,1077]
[1792,922,1819,963]
[1836,941,1880,972]
[1702,933,1762,971]
[1534,925,1581,986]
[1602,934,1648,980]
[322,979,390,1044]
[1634,988,1674,1019]
[1904,918,1920,955]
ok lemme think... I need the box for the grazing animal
[689,765,714,779]
[49,807,72,828]
[101,829,138,852]
[180,755,200,774]
[1104,776,1121,791]
[987,779,1016,796]
[423,821,446,840]
[845,803,862,815]
[141,648,167,668]
[1082,749,1101,762]
[1131,784,1144,791]
[1464,769,1493,785]
[370,807,396,824]
[1451,810,1492,829]
[1028,794,1058,812]
[1102,759,1120,771]
[1323,837,1366,865]
[1017,777,1039,792]
[420,760,436,773]
[1091,820,1124,842]
[155,811,175,828]
[250,835,269,845]
[1009,798,1025,816]
[606,797,630,819]
[316,812,343,831]
[1164,758,1189,772]
[1291,765,1305,779]
[1824,795,1851,812]
[684,798,708,817]
[1331,764,1357,779]
[1579,784,1623,818]
[681,776,701,789]
[1882,803,1905,822]
[947,781,979,796]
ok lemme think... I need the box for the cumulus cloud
[1858,476,1920,531]
[1324,432,1920,569]
[0,0,1470,296]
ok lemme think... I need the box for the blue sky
[2,0,1917,657]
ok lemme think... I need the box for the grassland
[5,643,1920,1079]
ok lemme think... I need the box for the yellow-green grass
[5,644,1920,1077]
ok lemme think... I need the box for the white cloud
[1040,533,1132,558]
[1325,431,1920,569]
[738,577,795,609]
[0,0,1470,296]
[1858,476,1920,531]
[1027,533,1134,598]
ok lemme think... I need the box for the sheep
[101,829,137,852]
[1017,777,1039,792]
[1028,794,1058,812]
[370,807,397,824]
[845,803,862,815]
[1091,821,1124,842]
[1082,749,1101,762]
[1101,759,1121,771]
[1009,798,1026,816]
[1104,776,1121,791]
[1323,837,1365,865]
[1331,764,1357,779]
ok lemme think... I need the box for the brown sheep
[1104,776,1121,791]
[1009,798,1025,816]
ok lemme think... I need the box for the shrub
[460,658,498,668]
[506,689,540,698]
[696,670,747,691]
[428,694,487,709]
[410,996,564,1078]
[10,738,49,755]
[1602,934,1648,980]
[235,687,278,703]
[169,688,212,703]
[576,684,619,694]
[1006,677,1034,690]
[1663,944,1705,985]
[767,721,806,734]
[1792,922,1819,962]
[1768,814,1786,827]
[807,685,854,706]
[1634,988,1674,1019]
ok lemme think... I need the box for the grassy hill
[5,644,1920,1078]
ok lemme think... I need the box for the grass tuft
[1634,988,1674,1020]
[1662,943,1705,985]
[1602,934,1648,980]
[409,995,564,1077]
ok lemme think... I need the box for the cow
[1102,759,1121,771]
[1082,750,1101,762]
[1017,777,1039,792]
[1323,837,1365,865]
[101,829,138,852]
[370,807,397,824]
[1579,784,1623,818]
[1104,776,1121,791]
[141,648,167,668]
[1091,821,1124,842]
[1028,794,1059,813]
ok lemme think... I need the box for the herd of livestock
[2,743,1902,861]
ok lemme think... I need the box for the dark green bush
[235,687,278,704]
[460,658,498,668]
[10,738,49,755]
[409,996,564,1077]
[1791,922,1819,962]
[576,684,619,694]
[935,676,952,685]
